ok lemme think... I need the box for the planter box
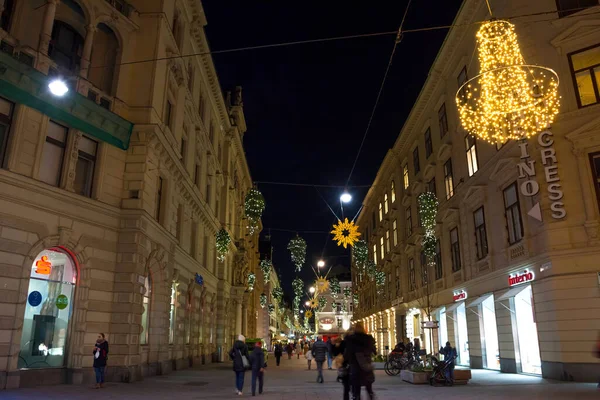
[453,368,471,385]
[401,369,432,384]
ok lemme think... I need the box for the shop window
[0,96,14,168]
[89,24,118,95]
[408,258,416,291]
[450,227,461,272]
[49,21,83,73]
[504,182,524,244]
[169,283,177,344]
[465,135,479,176]
[413,147,420,175]
[403,164,409,189]
[568,43,600,107]
[474,207,488,260]
[556,0,598,18]
[18,248,77,368]
[438,103,449,138]
[405,207,412,237]
[74,136,97,197]
[424,128,433,158]
[40,121,68,187]
[384,193,389,214]
[140,275,151,345]
[392,220,398,247]
[0,0,15,32]
[444,159,454,200]
[435,239,443,280]
[391,180,396,203]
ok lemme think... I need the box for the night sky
[203,1,463,300]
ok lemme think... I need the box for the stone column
[80,24,96,78]
[39,0,59,55]
[242,303,248,336]
[235,299,242,336]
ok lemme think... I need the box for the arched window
[18,248,77,369]
[89,23,119,95]
[140,275,151,345]
[49,21,84,73]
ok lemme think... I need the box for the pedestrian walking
[311,336,328,383]
[439,341,458,385]
[274,342,282,366]
[296,341,302,359]
[306,346,314,369]
[326,337,334,370]
[344,323,376,400]
[286,343,293,359]
[92,333,109,389]
[229,334,250,396]
[249,342,265,396]
[333,335,351,400]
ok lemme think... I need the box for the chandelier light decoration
[331,218,361,248]
[244,188,265,235]
[329,278,341,298]
[353,239,368,271]
[343,287,351,298]
[272,286,284,305]
[353,293,359,307]
[259,259,272,281]
[247,272,256,292]
[375,270,386,295]
[456,19,559,145]
[418,192,439,259]
[365,259,377,279]
[287,235,307,272]
[215,228,231,262]
[259,293,267,309]
[318,296,327,311]
[268,303,275,315]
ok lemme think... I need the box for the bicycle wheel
[384,361,393,376]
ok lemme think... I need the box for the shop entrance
[513,285,541,375]
[481,295,500,370]
[455,302,469,366]
[18,248,77,369]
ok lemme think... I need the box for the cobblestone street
[2,355,598,399]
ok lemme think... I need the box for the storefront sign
[453,290,467,302]
[422,320,439,329]
[319,318,334,331]
[56,294,69,310]
[28,291,42,307]
[517,130,566,220]
[508,270,534,286]
[35,255,52,275]
[195,273,204,285]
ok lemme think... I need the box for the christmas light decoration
[365,259,377,279]
[308,298,318,309]
[260,293,267,309]
[456,19,559,145]
[292,277,304,297]
[353,240,368,268]
[375,270,386,294]
[315,276,329,293]
[268,303,275,315]
[331,218,361,248]
[215,228,231,262]
[247,272,256,292]
[340,302,347,313]
[353,293,359,307]
[343,287,351,298]
[418,192,439,259]
[287,235,307,272]
[332,302,338,313]
[244,188,265,235]
[272,286,284,305]
[318,296,327,311]
[329,278,341,298]
[305,310,313,319]
[259,259,272,281]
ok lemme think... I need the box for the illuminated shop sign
[508,270,534,286]
[453,290,467,302]
[35,255,52,275]
[517,130,566,220]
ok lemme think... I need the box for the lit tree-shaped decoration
[418,192,439,261]
[329,278,341,298]
[268,303,275,315]
[215,228,231,262]
[375,270,386,295]
[353,293,359,307]
[343,287,351,298]
[247,272,256,292]
[353,239,368,275]
[244,188,265,235]
[292,277,304,298]
[259,293,267,309]
[456,20,559,145]
[332,302,338,313]
[318,296,327,312]
[331,218,361,248]
[287,235,307,272]
[259,259,272,282]
[272,286,284,306]
[365,259,377,279]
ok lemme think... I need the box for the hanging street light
[317,260,325,268]
[340,192,352,203]
[48,79,69,97]
[309,286,315,294]
[305,301,310,306]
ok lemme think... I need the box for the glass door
[455,302,469,366]
[514,285,541,375]
[481,295,500,370]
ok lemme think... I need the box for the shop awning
[466,294,492,308]
[495,285,528,302]
[0,52,133,149]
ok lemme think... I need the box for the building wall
[353,0,600,381]
[0,0,261,390]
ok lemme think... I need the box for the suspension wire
[314,187,341,221]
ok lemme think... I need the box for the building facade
[315,271,353,340]
[0,0,262,389]
[354,0,600,382]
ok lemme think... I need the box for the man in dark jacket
[273,342,282,366]
[344,323,376,400]
[311,336,328,383]
[326,337,333,369]
[229,335,249,395]
[249,342,265,396]
[93,333,109,389]
[439,341,458,385]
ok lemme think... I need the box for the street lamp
[305,301,310,306]
[309,286,315,294]
[317,260,325,268]
[48,79,69,97]
[300,310,304,314]
[340,192,352,203]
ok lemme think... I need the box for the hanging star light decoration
[315,276,329,294]
[456,19,559,145]
[308,297,318,309]
[244,188,265,235]
[331,218,361,248]
[305,310,313,319]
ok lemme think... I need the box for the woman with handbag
[229,335,250,396]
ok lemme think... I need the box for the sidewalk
[2,353,598,399]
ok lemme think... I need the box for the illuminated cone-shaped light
[456,20,559,145]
